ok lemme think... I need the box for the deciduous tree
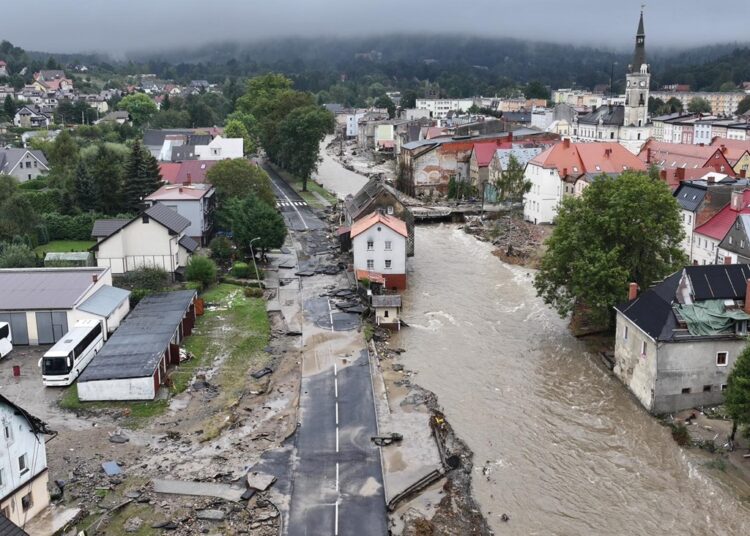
[206,158,275,206]
[688,97,711,114]
[223,119,253,155]
[736,96,750,116]
[277,105,334,191]
[726,344,750,442]
[118,93,157,126]
[223,195,287,256]
[534,171,685,325]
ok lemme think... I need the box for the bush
[231,262,252,278]
[117,267,170,292]
[40,212,100,241]
[186,256,217,289]
[18,189,64,213]
[209,236,233,263]
[243,287,264,298]
[0,243,37,268]
[671,424,691,447]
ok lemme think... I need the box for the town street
[266,164,387,535]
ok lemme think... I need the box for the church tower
[624,10,650,127]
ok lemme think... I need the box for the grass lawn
[59,283,269,430]
[273,166,339,207]
[35,240,96,255]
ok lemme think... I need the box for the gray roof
[578,105,625,126]
[0,267,108,311]
[91,219,128,238]
[372,294,402,307]
[0,512,29,535]
[77,285,131,317]
[0,148,49,174]
[78,290,196,382]
[146,203,190,234]
[178,235,199,252]
[171,145,197,161]
[673,183,708,212]
[143,129,199,147]
[495,147,543,169]
[99,110,130,122]
[44,252,91,262]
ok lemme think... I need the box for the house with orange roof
[638,140,736,189]
[351,212,408,291]
[524,140,646,224]
[468,142,504,190]
[709,138,750,177]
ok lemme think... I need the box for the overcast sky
[3,0,747,56]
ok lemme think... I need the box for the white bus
[39,319,104,386]
[0,322,12,359]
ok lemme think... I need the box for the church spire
[631,8,647,74]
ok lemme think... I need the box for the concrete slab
[246,471,277,491]
[151,479,245,502]
[196,509,225,521]
[23,505,81,536]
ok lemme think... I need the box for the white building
[145,183,216,246]
[0,149,49,183]
[415,98,475,119]
[194,135,243,160]
[351,212,408,291]
[0,395,50,528]
[346,112,365,137]
[91,204,197,277]
[692,189,750,266]
[0,267,129,345]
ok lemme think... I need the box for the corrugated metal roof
[77,286,131,317]
[78,290,196,382]
[0,267,107,311]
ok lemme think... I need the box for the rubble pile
[464,217,547,267]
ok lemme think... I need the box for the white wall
[195,136,243,160]
[95,219,182,275]
[0,401,49,526]
[524,163,561,224]
[681,209,695,261]
[78,375,156,401]
[613,313,657,411]
[352,225,406,275]
[691,232,718,265]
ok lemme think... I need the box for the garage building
[0,267,130,345]
[77,290,197,401]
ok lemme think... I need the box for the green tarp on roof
[676,299,750,336]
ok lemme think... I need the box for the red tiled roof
[694,190,750,240]
[355,269,386,284]
[709,138,750,165]
[472,142,498,167]
[638,140,734,175]
[425,127,447,139]
[159,160,218,185]
[159,163,180,183]
[530,141,644,177]
[350,212,408,238]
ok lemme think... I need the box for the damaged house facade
[614,264,750,414]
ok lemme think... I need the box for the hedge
[39,212,100,241]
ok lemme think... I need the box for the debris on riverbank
[463,215,550,269]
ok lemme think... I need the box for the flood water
[395,225,750,536]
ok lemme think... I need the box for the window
[681,387,691,394]
[640,341,647,356]
[367,259,374,269]
[721,384,728,391]
[717,351,728,366]
[3,422,12,444]
[703,385,712,392]
[687,215,692,225]
[366,240,374,251]
[25,161,31,168]
[384,310,389,318]
[21,492,32,512]
[387,205,394,215]
[384,241,392,251]
[623,325,629,340]
[729,236,734,245]
[385,260,392,269]
[18,453,28,474]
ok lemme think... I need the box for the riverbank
[464,215,551,269]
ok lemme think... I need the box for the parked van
[0,321,12,358]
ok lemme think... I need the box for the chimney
[725,256,732,265]
[184,172,192,185]
[676,168,686,182]
[179,187,183,193]
[92,273,98,283]
[707,174,715,184]
[699,143,705,147]
[731,189,744,211]
[646,147,652,163]
[721,144,727,154]
[563,138,570,149]
[628,282,638,301]
[744,279,750,315]
[604,148,612,158]
[741,169,747,178]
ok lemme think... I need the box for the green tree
[150,109,191,128]
[3,95,15,119]
[162,93,171,111]
[726,344,750,442]
[74,160,97,211]
[736,96,750,116]
[0,242,36,268]
[185,256,217,290]
[665,97,684,114]
[123,140,162,212]
[118,93,157,126]
[277,105,335,191]
[524,80,550,100]
[374,95,396,119]
[206,158,275,206]
[88,143,126,215]
[0,175,38,242]
[534,171,685,325]
[223,195,287,256]
[648,97,665,114]
[48,130,79,172]
[223,119,253,155]
[718,82,737,92]
[401,89,417,109]
[688,97,711,114]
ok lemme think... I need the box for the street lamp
[249,237,261,281]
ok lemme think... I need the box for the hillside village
[3,7,750,536]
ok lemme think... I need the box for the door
[35,312,69,344]
[0,313,29,345]
[52,312,68,342]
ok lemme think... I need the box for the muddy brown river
[395,225,750,536]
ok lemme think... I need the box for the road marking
[335,402,339,425]
[336,427,339,452]
[334,501,339,536]
[334,363,337,377]
[334,376,338,398]
[336,462,339,491]
[269,172,309,230]
[327,298,335,332]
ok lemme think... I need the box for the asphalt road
[263,163,326,232]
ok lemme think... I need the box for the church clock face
[639,81,646,87]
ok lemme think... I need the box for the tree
[401,89,417,109]
[74,161,97,211]
[223,195,287,255]
[223,119,253,155]
[48,130,79,172]
[534,171,685,325]
[150,109,191,128]
[0,175,38,242]
[524,80,550,100]
[374,95,396,119]
[277,105,335,191]
[88,144,126,215]
[665,97,684,114]
[123,140,162,212]
[162,93,171,111]
[185,256,217,290]
[688,97,711,114]
[736,96,750,116]
[648,97,665,114]
[719,82,737,92]
[0,243,36,268]
[225,110,259,152]
[726,344,750,442]
[3,95,15,119]
[206,158,275,206]
[118,93,157,126]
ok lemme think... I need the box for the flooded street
[395,225,750,535]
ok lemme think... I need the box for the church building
[571,11,652,154]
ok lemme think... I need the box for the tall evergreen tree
[91,144,125,215]
[162,93,171,111]
[3,95,15,120]
[74,160,97,211]
[123,140,162,212]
